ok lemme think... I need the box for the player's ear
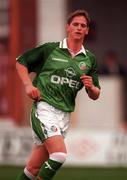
[86,26,89,35]
[66,24,70,33]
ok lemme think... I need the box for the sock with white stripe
[16,168,35,180]
[37,158,62,180]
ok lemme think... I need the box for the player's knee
[26,163,40,176]
[24,167,36,179]
[50,152,67,164]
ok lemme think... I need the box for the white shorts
[31,101,71,145]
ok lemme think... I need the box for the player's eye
[72,23,87,28]
[81,24,87,28]
[73,23,79,27]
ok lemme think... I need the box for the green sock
[37,158,62,180]
[16,171,31,180]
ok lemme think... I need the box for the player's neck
[67,38,83,54]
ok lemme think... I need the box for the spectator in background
[121,56,127,125]
[99,50,124,76]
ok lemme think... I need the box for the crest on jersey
[50,125,58,132]
[79,62,87,70]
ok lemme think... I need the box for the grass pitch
[0,166,127,180]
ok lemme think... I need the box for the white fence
[0,127,127,166]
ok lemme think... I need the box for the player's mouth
[76,32,82,35]
[75,32,82,36]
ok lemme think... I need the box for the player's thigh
[27,144,49,166]
[44,135,67,154]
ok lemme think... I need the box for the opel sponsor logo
[51,75,79,89]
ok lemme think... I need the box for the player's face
[66,16,89,42]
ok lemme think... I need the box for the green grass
[1,166,127,180]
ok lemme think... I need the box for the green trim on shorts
[31,102,47,143]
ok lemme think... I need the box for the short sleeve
[16,45,45,74]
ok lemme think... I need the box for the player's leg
[26,144,49,176]
[37,135,67,180]
[16,144,49,180]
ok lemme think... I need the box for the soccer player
[16,9,101,180]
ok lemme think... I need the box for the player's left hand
[80,74,94,90]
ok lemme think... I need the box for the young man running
[16,9,101,180]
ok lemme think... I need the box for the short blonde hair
[67,9,91,26]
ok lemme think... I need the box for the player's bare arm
[80,74,100,100]
[16,62,41,100]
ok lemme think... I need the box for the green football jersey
[17,40,100,112]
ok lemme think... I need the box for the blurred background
[1,0,127,179]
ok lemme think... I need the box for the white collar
[59,38,86,56]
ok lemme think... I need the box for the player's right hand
[25,84,41,101]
